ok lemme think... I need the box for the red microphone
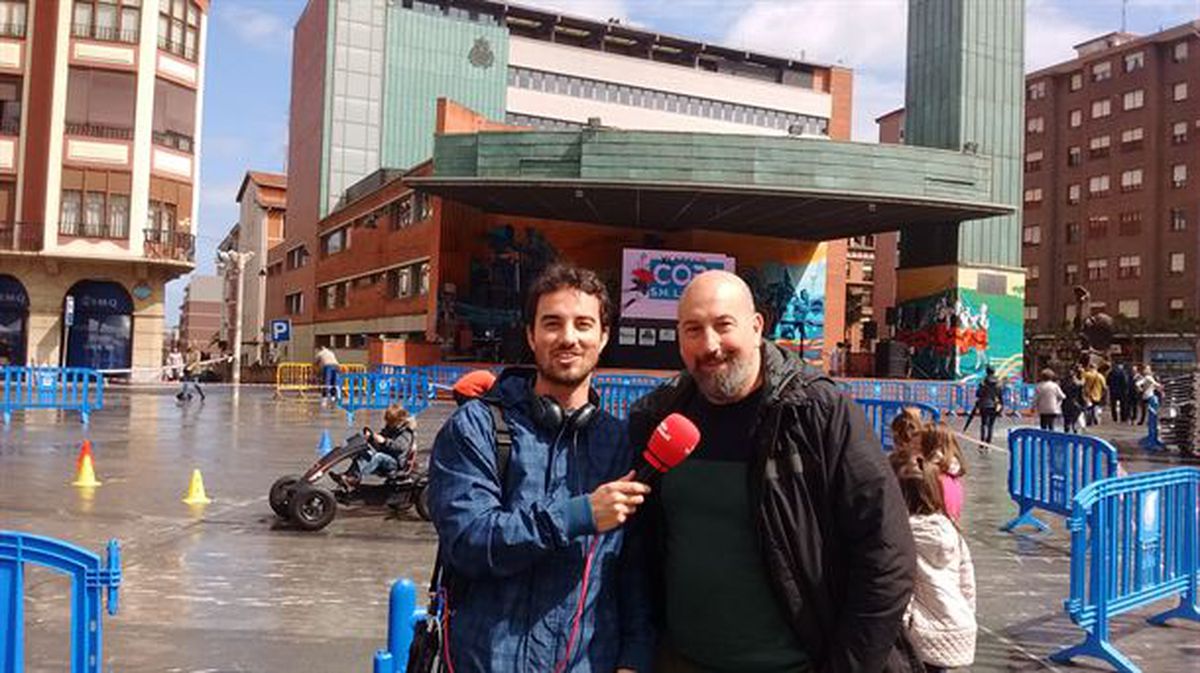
[634,413,701,483]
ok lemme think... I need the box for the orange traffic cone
[182,468,211,504]
[72,440,101,487]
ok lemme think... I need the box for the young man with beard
[628,270,917,673]
[428,264,653,673]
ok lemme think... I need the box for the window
[1022,225,1041,245]
[1117,299,1140,318]
[389,266,413,298]
[1174,82,1188,101]
[1120,168,1143,192]
[58,169,130,238]
[1023,188,1043,205]
[0,76,21,135]
[1067,146,1082,166]
[1091,61,1112,82]
[1069,72,1083,91]
[1122,89,1144,110]
[1169,252,1186,274]
[1117,255,1141,279]
[321,282,348,310]
[321,227,349,256]
[419,262,431,295]
[1088,174,1110,196]
[1025,305,1039,322]
[1088,215,1109,238]
[285,245,308,270]
[1088,134,1111,157]
[1026,116,1044,134]
[1067,221,1081,243]
[1124,51,1144,72]
[0,1,26,38]
[151,78,196,153]
[285,292,303,315]
[1091,99,1112,118]
[1069,109,1083,127]
[1025,150,1043,172]
[1174,41,1188,62]
[1027,265,1040,286]
[1068,184,1081,204]
[1118,210,1142,235]
[1086,258,1109,281]
[1120,126,1144,148]
[1173,121,1188,144]
[73,0,139,43]
[1027,81,1046,100]
[146,200,176,235]
[65,68,136,138]
[1065,263,1079,285]
[1170,208,1188,231]
[1168,298,1186,320]
[1172,164,1188,188]
[158,0,201,61]
[414,192,432,221]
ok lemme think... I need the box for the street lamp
[217,249,254,385]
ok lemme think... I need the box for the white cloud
[217,4,293,53]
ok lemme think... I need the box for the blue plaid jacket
[428,369,653,672]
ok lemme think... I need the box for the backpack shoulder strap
[483,398,513,485]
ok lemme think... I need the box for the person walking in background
[313,344,340,405]
[893,453,977,673]
[1128,365,1145,425]
[166,345,184,382]
[973,366,1004,445]
[1081,363,1106,427]
[1107,362,1129,424]
[176,346,205,403]
[1061,366,1086,434]
[1137,364,1162,425]
[1033,368,1065,431]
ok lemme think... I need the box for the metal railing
[152,130,193,153]
[1,366,105,425]
[59,219,129,240]
[157,34,196,61]
[1001,428,1120,533]
[0,221,41,252]
[143,228,195,262]
[0,117,19,135]
[72,23,138,44]
[0,21,26,38]
[64,122,134,141]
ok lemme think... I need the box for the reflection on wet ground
[1,388,1196,671]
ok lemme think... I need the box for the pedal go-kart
[269,431,431,531]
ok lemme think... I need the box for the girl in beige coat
[894,454,977,671]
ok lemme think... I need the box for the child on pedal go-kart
[335,403,416,487]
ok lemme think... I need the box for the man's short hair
[524,263,612,331]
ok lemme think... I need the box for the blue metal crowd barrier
[0,532,121,673]
[854,399,940,451]
[373,579,425,673]
[1050,467,1200,673]
[1,366,104,425]
[594,380,661,420]
[592,373,668,388]
[837,377,1034,417]
[1002,428,1120,533]
[338,371,433,425]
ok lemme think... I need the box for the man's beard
[537,348,597,387]
[692,350,757,404]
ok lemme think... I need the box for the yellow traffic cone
[72,441,102,488]
[182,468,211,504]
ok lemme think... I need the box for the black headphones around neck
[529,388,600,433]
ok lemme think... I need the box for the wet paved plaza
[2,387,1198,672]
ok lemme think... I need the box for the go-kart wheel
[269,474,302,519]
[289,485,337,531]
[415,484,432,522]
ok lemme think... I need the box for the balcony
[143,228,194,263]
[152,130,193,154]
[60,219,128,240]
[72,24,138,44]
[65,122,133,141]
[157,34,196,61]
[0,221,40,252]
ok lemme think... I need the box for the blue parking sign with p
[271,319,291,343]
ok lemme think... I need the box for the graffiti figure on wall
[741,261,826,365]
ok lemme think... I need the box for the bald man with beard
[627,271,917,673]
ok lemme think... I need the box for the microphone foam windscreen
[644,413,701,472]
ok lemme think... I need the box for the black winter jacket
[628,342,917,673]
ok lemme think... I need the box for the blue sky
[170,0,1200,325]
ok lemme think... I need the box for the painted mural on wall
[895,271,1023,382]
[741,254,826,366]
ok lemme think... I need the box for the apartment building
[0,0,207,375]
[1023,24,1200,370]
[269,0,853,361]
